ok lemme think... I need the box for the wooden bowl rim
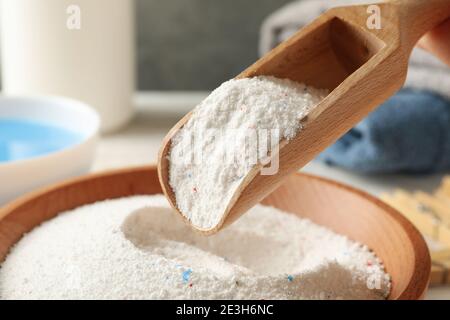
[0,165,430,300]
[294,173,430,300]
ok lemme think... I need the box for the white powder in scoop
[0,195,390,300]
[169,76,328,230]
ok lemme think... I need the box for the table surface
[93,99,450,300]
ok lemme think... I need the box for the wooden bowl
[0,166,430,300]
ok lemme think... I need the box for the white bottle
[0,0,135,133]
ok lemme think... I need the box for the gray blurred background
[136,0,290,91]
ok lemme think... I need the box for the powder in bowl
[0,195,390,300]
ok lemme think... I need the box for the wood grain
[158,0,450,234]
[0,166,430,300]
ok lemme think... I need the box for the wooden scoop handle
[391,0,450,46]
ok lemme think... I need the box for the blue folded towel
[318,89,450,173]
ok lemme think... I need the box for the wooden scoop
[158,0,450,235]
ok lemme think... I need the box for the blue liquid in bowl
[0,118,82,163]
